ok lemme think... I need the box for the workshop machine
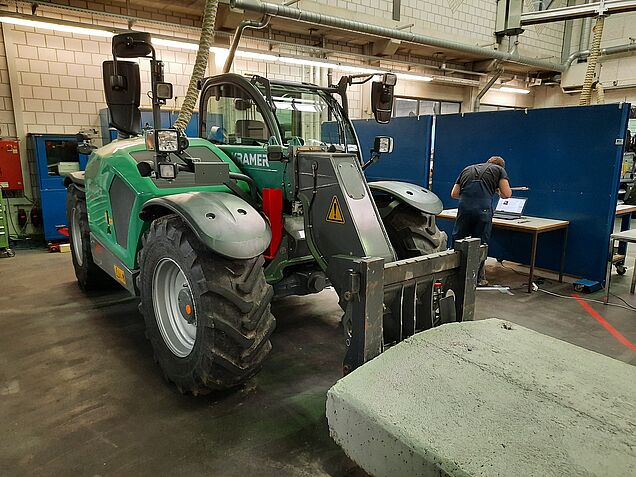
[64,25,484,394]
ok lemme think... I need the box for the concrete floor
[0,248,634,476]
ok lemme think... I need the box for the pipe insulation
[173,0,218,131]
[579,15,604,105]
[230,0,566,72]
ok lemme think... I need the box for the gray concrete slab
[327,319,636,477]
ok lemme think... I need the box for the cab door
[201,81,285,192]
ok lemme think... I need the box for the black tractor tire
[138,214,275,394]
[379,202,448,336]
[66,186,116,291]
[381,202,448,258]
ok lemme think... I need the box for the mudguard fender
[63,171,85,189]
[368,180,443,215]
[141,192,271,260]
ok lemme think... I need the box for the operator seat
[235,119,267,140]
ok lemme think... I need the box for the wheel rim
[71,207,83,266]
[152,258,197,357]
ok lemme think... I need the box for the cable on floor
[609,291,636,311]
[536,287,636,314]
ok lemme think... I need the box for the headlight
[156,129,179,153]
[373,136,394,154]
[158,163,177,179]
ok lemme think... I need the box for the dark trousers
[453,208,492,280]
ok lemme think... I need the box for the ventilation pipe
[223,15,271,73]
[230,0,566,72]
[579,15,605,105]
[173,0,218,130]
[473,66,504,112]
[595,82,605,103]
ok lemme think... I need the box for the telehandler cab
[65,29,483,394]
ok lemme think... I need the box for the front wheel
[138,215,275,394]
[380,201,448,258]
[379,201,449,337]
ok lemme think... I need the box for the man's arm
[451,184,461,199]
[498,178,512,198]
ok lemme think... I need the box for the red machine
[0,140,23,190]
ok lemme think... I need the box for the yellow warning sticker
[326,196,345,224]
[114,265,127,285]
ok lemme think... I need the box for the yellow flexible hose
[579,15,604,106]
[173,0,218,131]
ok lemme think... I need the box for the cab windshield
[263,84,358,150]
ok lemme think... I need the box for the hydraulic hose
[173,0,218,131]
[579,15,605,106]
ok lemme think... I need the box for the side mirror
[371,73,397,124]
[103,60,141,136]
[372,136,394,154]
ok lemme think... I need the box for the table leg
[617,213,632,265]
[631,256,636,294]
[528,231,539,293]
[559,227,569,283]
[605,238,614,304]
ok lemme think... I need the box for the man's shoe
[478,279,489,286]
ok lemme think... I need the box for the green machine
[0,188,9,251]
[65,25,484,395]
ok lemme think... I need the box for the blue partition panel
[351,116,433,186]
[432,104,630,284]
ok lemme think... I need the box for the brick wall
[320,0,565,60]
[0,27,15,139]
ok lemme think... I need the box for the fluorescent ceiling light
[395,72,433,82]
[0,14,441,85]
[431,75,479,87]
[0,16,114,37]
[498,86,530,94]
[152,37,199,51]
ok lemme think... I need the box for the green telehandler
[64,21,484,394]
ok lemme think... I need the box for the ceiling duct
[230,0,566,72]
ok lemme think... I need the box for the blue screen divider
[351,116,433,186]
[431,103,630,284]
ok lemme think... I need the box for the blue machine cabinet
[100,108,200,144]
[31,134,89,241]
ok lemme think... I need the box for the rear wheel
[66,186,115,291]
[138,215,275,394]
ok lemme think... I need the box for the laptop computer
[493,196,528,220]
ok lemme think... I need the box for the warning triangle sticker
[326,196,345,224]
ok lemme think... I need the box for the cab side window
[205,84,270,146]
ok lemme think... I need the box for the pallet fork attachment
[329,238,485,374]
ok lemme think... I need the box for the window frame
[392,95,461,117]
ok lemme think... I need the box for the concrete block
[327,319,635,477]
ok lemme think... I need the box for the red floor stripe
[572,293,636,353]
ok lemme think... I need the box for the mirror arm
[362,152,381,170]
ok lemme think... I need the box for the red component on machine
[0,140,23,191]
[262,188,283,259]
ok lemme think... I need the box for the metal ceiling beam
[230,0,566,71]
[520,0,636,26]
